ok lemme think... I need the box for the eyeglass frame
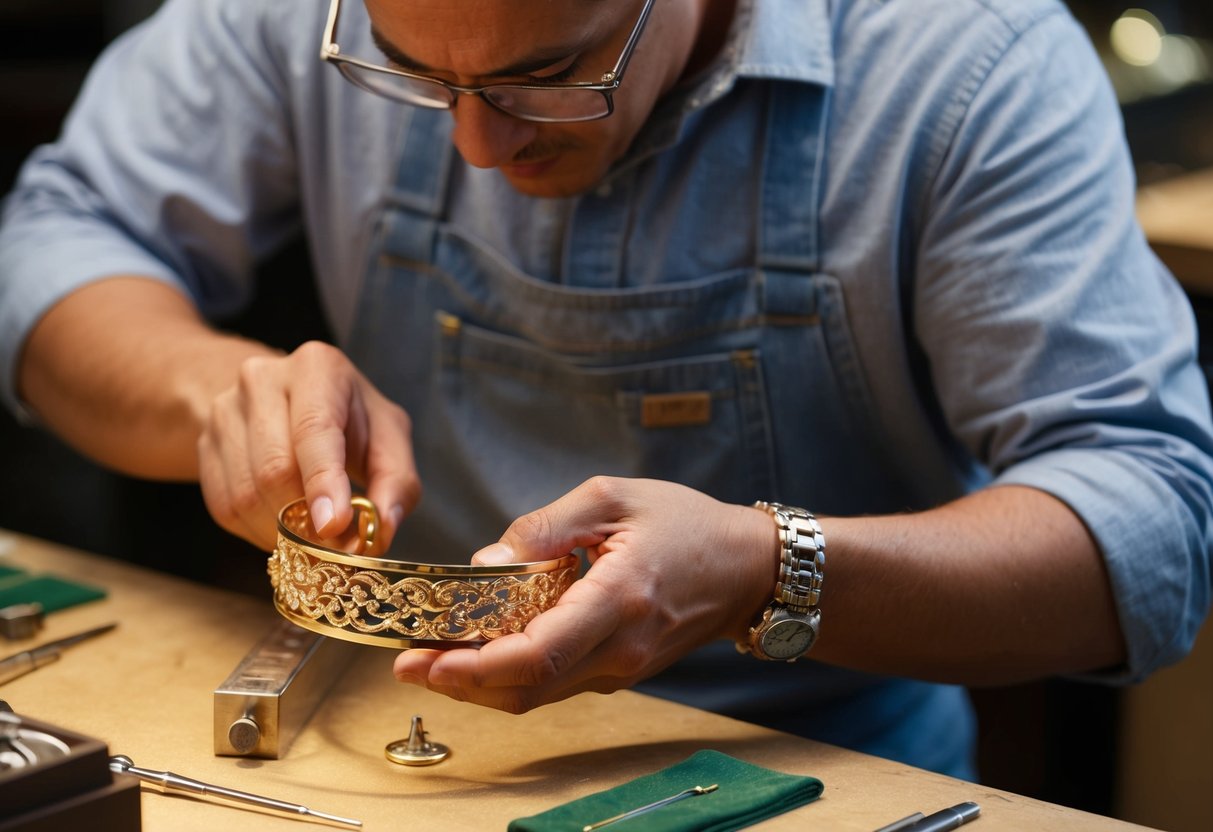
[319,0,657,123]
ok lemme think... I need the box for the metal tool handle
[0,650,59,686]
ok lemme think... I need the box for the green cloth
[508,750,823,832]
[0,572,107,613]
[0,564,25,580]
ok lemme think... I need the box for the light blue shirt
[3,0,1212,778]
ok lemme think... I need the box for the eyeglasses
[320,0,656,123]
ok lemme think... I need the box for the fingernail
[395,670,423,685]
[473,543,514,565]
[389,504,404,532]
[311,496,334,533]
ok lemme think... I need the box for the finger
[393,648,443,683]
[407,623,647,713]
[287,356,354,540]
[425,575,619,690]
[391,577,617,691]
[474,477,628,565]
[199,431,259,545]
[239,358,305,521]
[355,389,420,553]
[416,672,619,713]
[198,398,275,549]
[470,540,521,565]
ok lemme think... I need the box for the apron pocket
[428,312,777,513]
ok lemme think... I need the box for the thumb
[471,507,578,565]
[473,479,621,566]
[470,540,523,566]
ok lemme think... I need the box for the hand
[197,341,420,551]
[393,477,777,713]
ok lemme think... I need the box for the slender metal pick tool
[109,755,362,829]
[583,784,719,831]
[0,622,116,685]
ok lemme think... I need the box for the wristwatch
[737,501,824,662]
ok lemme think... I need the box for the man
[2,0,1210,781]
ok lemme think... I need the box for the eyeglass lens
[336,63,611,121]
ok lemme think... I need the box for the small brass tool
[385,715,450,765]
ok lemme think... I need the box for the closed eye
[526,60,582,85]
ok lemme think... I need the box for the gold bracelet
[268,498,578,648]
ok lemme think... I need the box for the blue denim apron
[346,81,976,778]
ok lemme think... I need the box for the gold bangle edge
[272,597,489,649]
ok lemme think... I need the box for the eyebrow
[369,26,590,79]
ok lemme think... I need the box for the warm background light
[1111,9,1165,66]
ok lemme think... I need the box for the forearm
[808,484,1125,685]
[17,276,278,480]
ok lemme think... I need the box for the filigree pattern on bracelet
[268,498,578,648]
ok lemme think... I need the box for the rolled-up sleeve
[916,10,1213,681]
[0,0,301,417]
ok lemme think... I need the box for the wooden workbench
[1137,167,1213,297]
[0,529,1155,831]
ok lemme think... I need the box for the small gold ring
[350,495,377,554]
[268,498,578,649]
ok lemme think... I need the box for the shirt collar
[672,0,835,114]
[609,0,835,177]
[735,0,835,88]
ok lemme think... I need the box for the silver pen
[878,802,980,832]
[874,811,926,832]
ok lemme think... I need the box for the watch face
[760,617,816,661]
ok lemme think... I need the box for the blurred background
[1,2,1210,829]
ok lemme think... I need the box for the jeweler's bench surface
[0,529,1155,831]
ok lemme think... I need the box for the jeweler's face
[364,0,696,197]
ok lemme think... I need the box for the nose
[448,94,538,169]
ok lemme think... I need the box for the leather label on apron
[641,391,712,428]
